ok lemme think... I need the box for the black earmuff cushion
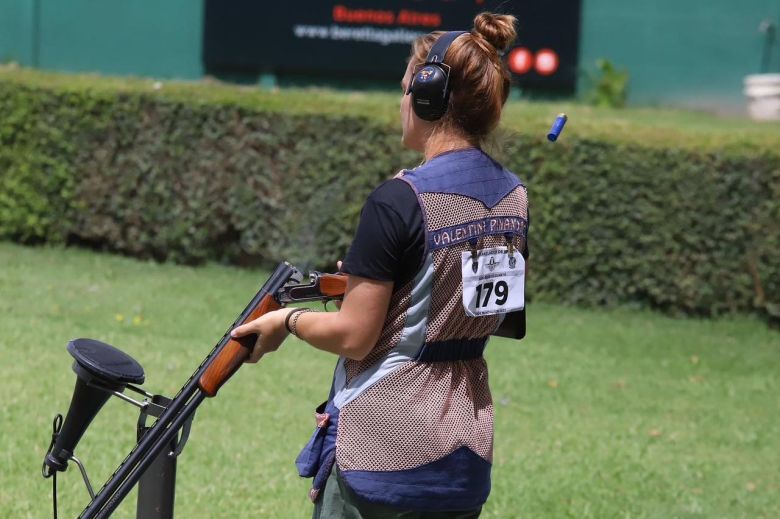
[411,64,450,121]
[408,31,468,122]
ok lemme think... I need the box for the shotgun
[42,262,346,518]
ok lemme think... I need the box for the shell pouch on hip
[295,401,338,479]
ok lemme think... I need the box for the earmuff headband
[425,31,468,63]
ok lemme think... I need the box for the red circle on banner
[535,49,559,76]
[508,47,533,75]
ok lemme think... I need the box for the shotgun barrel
[78,262,299,518]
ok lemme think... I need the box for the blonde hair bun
[473,12,517,52]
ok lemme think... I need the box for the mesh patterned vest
[296,148,529,511]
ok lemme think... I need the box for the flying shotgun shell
[547,113,568,142]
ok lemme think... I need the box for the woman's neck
[423,130,477,161]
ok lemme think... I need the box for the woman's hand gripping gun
[199,266,346,396]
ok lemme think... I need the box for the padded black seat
[43,339,146,474]
[67,338,145,387]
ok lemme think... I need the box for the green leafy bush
[516,138,780,320]
[1,69,778,322]
[583,58,629,108]
[0,84,83,242]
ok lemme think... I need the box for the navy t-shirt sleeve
[341,179,424,286]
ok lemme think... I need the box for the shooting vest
[297,148,529,511]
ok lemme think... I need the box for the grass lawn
[0,242,777,518]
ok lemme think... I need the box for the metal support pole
[135,434,177,519]
[134,394,191,519]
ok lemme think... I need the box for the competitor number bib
[461,246,525,317]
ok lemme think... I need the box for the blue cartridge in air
[547,113,568,142]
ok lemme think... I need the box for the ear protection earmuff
[407,31,468,122]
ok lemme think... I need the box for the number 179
[475,280,509,308]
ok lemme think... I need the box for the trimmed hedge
[1,69,779,322]
[517,140,780,320]
[0,82,418,267]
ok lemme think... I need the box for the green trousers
[312,467,482,519]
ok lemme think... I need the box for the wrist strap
[285,308,312,336]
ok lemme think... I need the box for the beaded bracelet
[285,308,312,337]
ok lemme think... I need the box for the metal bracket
[70,454,96,500]
[136,394,194,459]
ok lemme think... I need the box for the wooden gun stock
[198,294,281,397]
[319,273,347,298]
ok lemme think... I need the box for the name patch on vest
[429,216,527,250]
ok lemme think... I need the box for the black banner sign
[203,1,581,94]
